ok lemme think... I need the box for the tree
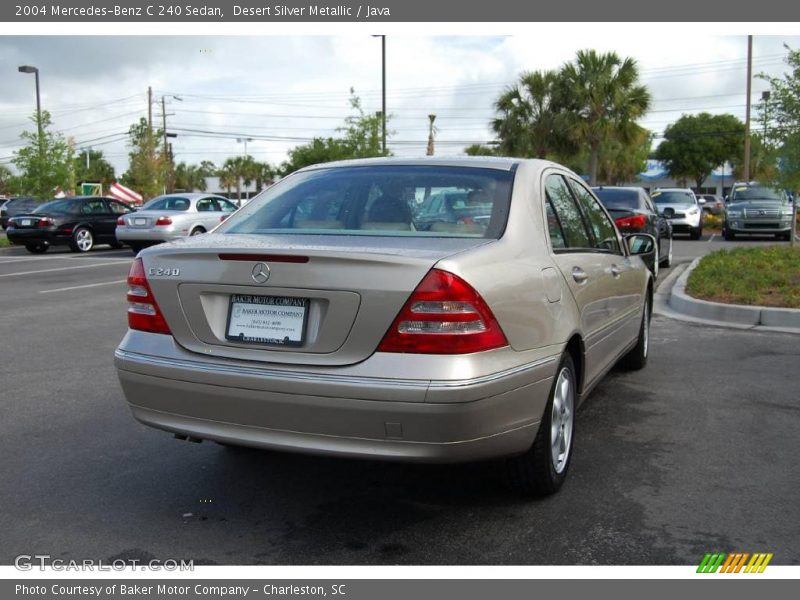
[759,45,800,193]
[491,70,574,158]
[463,144,497,156]
[281,90,391,175]
[174,162,208,192]
[73,149,115,187]
[120,118,167,200]
[11,111,75,199]
[560,50,651,185]
[656,113,745,189]
[0,164,15,196]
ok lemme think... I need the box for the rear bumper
[114,332,559,463]
[115,226,185,243]
[5,228,71,246]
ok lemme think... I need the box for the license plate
[134,218,147,226]
[21,219,31,226]
[226,294,308,346]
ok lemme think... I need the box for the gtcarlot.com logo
[697,552,773,573]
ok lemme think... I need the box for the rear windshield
[218,165,514,238]
[592,188,640,210]
[33,199,80,214]
[652,191,695,205]
[143,196,191,211]
[730,186,786,203]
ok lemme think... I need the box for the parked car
[115,193,239,254]
[6,196,134,253]
[0,196,39,229]
[698,194,725,215]
[651,188,704,240]
[723,182,794,241]
[592,186,672,276]
[114,157,655,496]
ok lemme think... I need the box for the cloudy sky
[1,32,799,180]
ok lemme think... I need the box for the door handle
[610,265,623,277]
[572,267,588,283]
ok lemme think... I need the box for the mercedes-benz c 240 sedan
[115,157,655,495]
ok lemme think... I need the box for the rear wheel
[109,240,124,249]
[70,227,94,253]
[129,243,144,255]
[25,242,48,254]
[504,354,576,496]
[190,227,205,236]
[620,296,650,371]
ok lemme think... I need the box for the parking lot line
[39,279,127,294]
[707,233,716,243]
[0,261,130,278]
[0,255,132,264]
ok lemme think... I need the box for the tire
[504,354,577,496]
[129,243,144,255]
[70,227,94,253]
[659,237,672,267]
[25,242,48,254]
[724,228,736,241]
[778,232,791,241]
[109,240,124,249]
[190,227,205,236]
[620,296,650,371]
[689,226,702,241]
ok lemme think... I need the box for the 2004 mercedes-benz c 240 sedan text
[114,157,655,495]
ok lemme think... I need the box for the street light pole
[18,65,43,162]
[236,137,253,205]
[743,35,753,182]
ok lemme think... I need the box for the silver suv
[652,188,704,240]
[723,182,793,241]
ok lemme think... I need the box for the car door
[568,178,645,369]
[544,173,636,386]
[80,198,114,239]
[195,196,221,231]
[107,199,134,239]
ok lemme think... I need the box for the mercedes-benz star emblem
[251,262,271,284]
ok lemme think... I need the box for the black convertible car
[6,196,134,253]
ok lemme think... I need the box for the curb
[658,258,800,334]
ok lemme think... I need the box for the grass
[0,234,10,248]
[687,245,800,308]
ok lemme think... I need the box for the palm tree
[559,50,651,185]
[492,70,572,159]
[218,160,238,199]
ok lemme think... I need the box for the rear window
[143,196,191,211]
[592,188,640,210]
[218,165,514,238]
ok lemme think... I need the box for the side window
[108,200,130,214]
[545,200,567,249]
[82,200,107,215]
[569,180,621,254]
[218,199,238,213]
[544,174,592,249]
[643,193,657,215]
[196,198,216,212]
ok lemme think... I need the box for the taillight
[155,216,172,226]
[377,269,508,354]
[615,214,647,230]
[219,215,228,222]
[126,258,171,335]
[37,217,55,228]
[116,216,126,226]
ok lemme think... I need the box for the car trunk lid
[141,233,493,366]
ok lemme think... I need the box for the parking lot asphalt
[0,235,798,566]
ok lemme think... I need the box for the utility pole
[147,86,153,132]
[381,35,386,154]
[426,114,436,156]
[761,90,770,141]
[743,35,753,182]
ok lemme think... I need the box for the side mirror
[626,233,656,256]
[698,197,706,204]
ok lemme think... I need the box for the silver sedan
[115,193,238,253]
[114,157,655,496]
